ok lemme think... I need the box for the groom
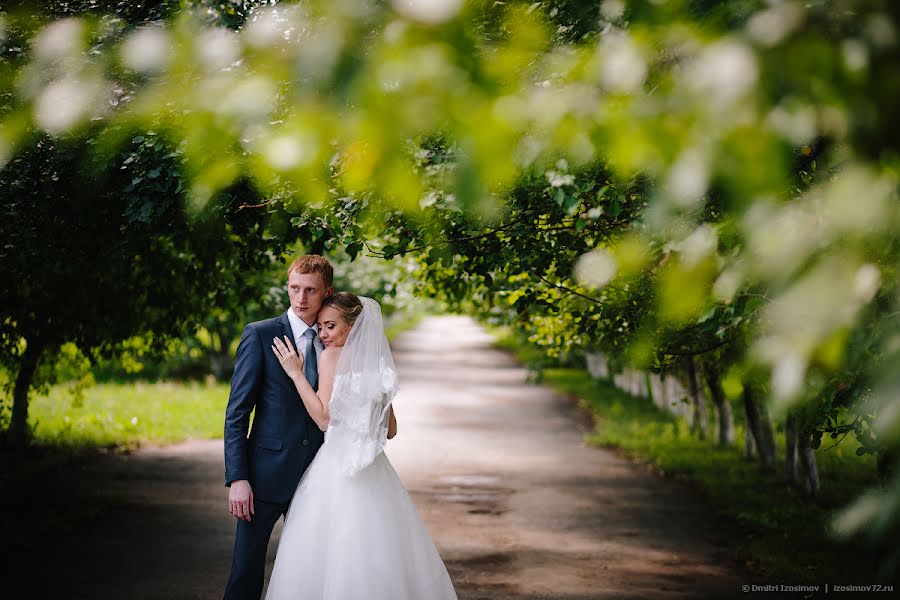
[223,254,333,599]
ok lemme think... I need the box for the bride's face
[317,305,352,347]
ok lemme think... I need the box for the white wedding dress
[265,298,458,600]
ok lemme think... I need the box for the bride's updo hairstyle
[322,292,364,327]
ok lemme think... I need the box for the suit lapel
[278,312,292,343]
[274,312,295,385]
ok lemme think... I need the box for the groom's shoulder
[244,315,285,333]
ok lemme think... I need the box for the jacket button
[302,439,309,446]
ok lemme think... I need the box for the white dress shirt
[286,308,324,361]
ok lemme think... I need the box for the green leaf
[506,289,525,305]
[346,241,362,260]
[609,199,621,218]
[553,187,566,206]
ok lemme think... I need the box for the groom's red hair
[287,254,334,287]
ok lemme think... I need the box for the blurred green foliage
[1,0,899,574]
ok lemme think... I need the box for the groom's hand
[229,480,255,522]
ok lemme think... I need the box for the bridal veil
[326,296,397,476]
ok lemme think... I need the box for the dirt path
[13,316,751,599]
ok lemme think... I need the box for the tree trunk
[702,363,735,447]
[650,374,665,411]
[208,326,236,380]
[631,369,644,397]
[785,412,799,484]
[743,415,756,460]
[798,430,821,497]
[685,357,709,440]
[877,447,897,481]
[665,375,689,420]
[742,383,776,472]
[8,341,43,448]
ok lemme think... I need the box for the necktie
[302,328,318,391]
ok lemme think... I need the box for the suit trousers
[223,498,290,600]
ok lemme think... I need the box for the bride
[266,292,458,600]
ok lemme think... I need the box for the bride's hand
[272,336,304,379]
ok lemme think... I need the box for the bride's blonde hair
[322,292,363,327]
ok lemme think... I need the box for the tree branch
[820,416,860,452]
[236,198,279,211]
[661,335,739,357]
[532,273,603,305]
[364,217,527,258]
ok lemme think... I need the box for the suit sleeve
[224,324,263,487]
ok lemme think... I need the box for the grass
[27,380,231,449]
[491,328,890,584]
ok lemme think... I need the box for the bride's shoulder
[320,346,341,364]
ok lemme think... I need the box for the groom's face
[288,270,332,326]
